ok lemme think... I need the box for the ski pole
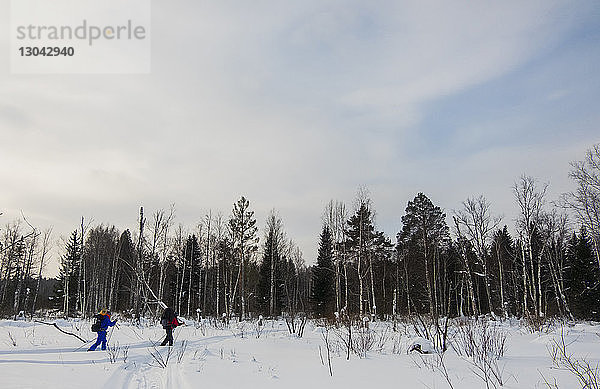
[151,334,164,346]
[74,338,94,352]
[107,325,116,347]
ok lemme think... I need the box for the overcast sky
[1,1,599,276]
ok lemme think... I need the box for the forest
[1,144,599,324]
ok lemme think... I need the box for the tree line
[1,144,599,321]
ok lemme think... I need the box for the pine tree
[182,234,202,316]
[258,226,282,316]
[311,225,335,318]
[53,231,81,316]
[115,230,136,311]
[228,196,258,319]
[565,229,600,320]
[398,193,449,317]
[490,226,517,317]
[346,203,376,316]
[345,201,393,317]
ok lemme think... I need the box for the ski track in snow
[2,319,599,388]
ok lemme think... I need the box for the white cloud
[0,0,598,276]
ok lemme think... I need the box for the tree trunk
[521,241,528,317]
[369,252,376,317]
[421,226,434,317]
[31,230,51,316]
[454,218,477,316]
[269,234,275,317]
[495,243,506,318]
[203,217,211,314]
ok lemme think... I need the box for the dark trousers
[161,327,173,346]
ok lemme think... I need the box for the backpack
[161,308,176,329]
[91,314,103,332]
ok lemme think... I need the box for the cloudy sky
[1,1,599,276]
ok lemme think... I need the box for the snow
[0,317,598,388]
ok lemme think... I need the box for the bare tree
[31,227,52,316]
[14,216,37,318]
[513,175,547,317]
[263,210,286,317]
[453,216,478,317]
[323,200,348,314]
[151,206,175,312]
[454,196,501,316]
[76,217,94,317]
[562,144,600,267]
[212,213,226,317]
[540,210,573,319]
[201,211,212,315]
[174,224,186,314]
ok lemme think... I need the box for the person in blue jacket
[88,309,117,351]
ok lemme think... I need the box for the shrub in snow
[254,317,265,338]
[523,312,554,333]
[374,325,392,353]
[106,342,122,364]
[176,340,188,363]
[6,331,17,347]
[353,325,375,358]
[451,318,506,388]
[452,318,506,360]
[546,326,600,389]
[147,343,174,368]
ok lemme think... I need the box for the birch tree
[513,175,547,317]
[323,200,348,314]
[454,195,501,315]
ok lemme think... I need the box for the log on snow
[33,320,87,343]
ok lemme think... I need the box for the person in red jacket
[160,307,181,346]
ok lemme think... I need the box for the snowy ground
[0,316,598,389]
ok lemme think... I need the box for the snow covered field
[0,317,599,389]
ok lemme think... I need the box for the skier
[160,307,182,346]
[88,309,117,351]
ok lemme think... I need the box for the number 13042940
[18,46,75,56]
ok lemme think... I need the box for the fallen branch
[33,320,87,343]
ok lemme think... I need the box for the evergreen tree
[115,229,136,311]
[281,252,299,316]
[311,225,335,318]
[398,193,449,317]
[346,202,376,316]
[53,230,81,316]
[258,226,283,316]
[345,201,393,317]
[257,211,286,317]
[182,234,202,316]
[490,226,518,317]
[228,196,259,319]
[565,229,600,320]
